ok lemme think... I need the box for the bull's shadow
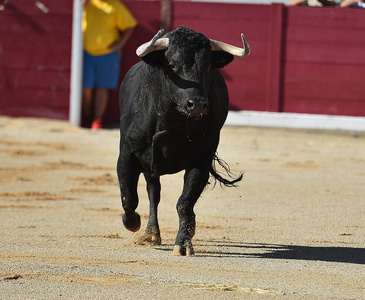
[157,241,365,265]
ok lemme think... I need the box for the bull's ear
[140,50,165,67]
[212,51,234,69]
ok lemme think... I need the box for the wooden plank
[265,4,284,112]
[283,62,365,115]
[284,98,365,117]
[3,69,70,90]
[284,63,365,99]
[0,89,69,119]
[286,5,365,29]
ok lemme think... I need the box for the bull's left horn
[136,29,169,57]
[210,33,250,57]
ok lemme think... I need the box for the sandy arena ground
[0,116,364,299]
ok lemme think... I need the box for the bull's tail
[209,154,243,187]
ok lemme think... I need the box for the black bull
[117,27,250,256]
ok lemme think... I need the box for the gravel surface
[0,116,364,299]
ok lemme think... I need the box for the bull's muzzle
[186,97,209,118]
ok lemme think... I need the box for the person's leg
[82,87,93,118]
[94,88,109,120]
[92,51,121,128]
[91,88,109,129]
[82,51,95,127]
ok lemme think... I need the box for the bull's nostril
[187,100,195,110]
[185,98,208,115]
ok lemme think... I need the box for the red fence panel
[283,6,365,116]
[0,0,73,119]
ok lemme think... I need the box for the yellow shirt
[83,0,137,55]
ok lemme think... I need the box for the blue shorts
[82,50,121,89]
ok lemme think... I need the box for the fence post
[69,0,83,126]
[266,4,284,112]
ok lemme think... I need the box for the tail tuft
[209,154,243,187]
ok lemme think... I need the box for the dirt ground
[0,116,364,299]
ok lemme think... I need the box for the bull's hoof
[172,243,194,256]
[137,233,161,246]
[143,233,162,245]
[122,212,141,232]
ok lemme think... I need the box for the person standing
[82,0,137,129]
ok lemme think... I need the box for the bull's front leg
[117,151,141,233]
[173,168,209,256]
[143,173,162,245]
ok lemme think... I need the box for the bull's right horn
[136,29,169,57]
[210,33,250,57]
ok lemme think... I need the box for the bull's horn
[210,33,250,57]
[136,29,169,57]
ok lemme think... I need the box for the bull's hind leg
[173,168,209,256]
[142,173,162,245]
[117,153,141,232]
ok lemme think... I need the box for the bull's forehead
[166,28,212,67]
[166,46,211,68]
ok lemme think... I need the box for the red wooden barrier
[0,1,364,124]
[283,6,365,116]
[0,1,73,118]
